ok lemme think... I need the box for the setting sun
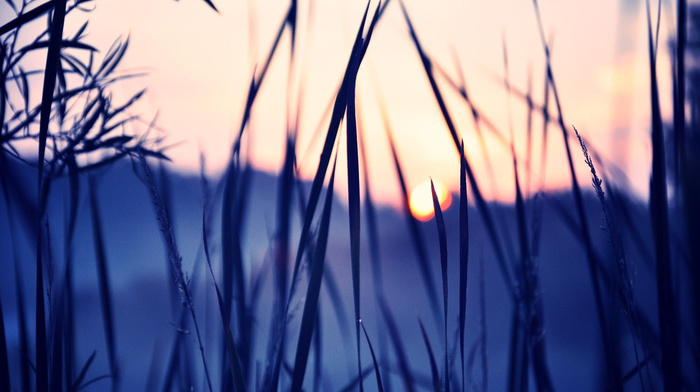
[409,180,453,222]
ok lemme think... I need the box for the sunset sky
[7,0,680,206]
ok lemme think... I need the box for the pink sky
[5,0,681,207]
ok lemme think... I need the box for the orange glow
[409,180,452,222]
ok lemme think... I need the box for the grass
[1,0,699,391]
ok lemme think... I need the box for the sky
[4,0,682,207]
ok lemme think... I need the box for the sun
[409,180,452,222]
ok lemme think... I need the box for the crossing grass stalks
[1,0,699,391]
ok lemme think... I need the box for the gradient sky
[6,0,681,207]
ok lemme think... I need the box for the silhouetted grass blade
[36,4,66,390]
[290,158,337,392]
[0,296,9,392]
[382,111,440,323]
[0,1,55,36]
[644,0,681,389]
[530,1,618,383]
[511,143,532,392]
[202,168,247,392]
[344,8,368,385]
[398,4,516,298]
[201,0,219,12]
[70,351,96,392]
[458,142,469,392]
[360,320,385,392]
[419,318,441,392]
[137,150,214,392]
[430,178,449,392]
[573,126,645,392]
[379,300,416,392]
[88,176,119,389]
[271,6,378,389]
[50,290,64,392]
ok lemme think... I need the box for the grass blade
[479,259,488,392]
[35,181,51,392]
[419,318,441,392]
[37,0,66,190]
[644,0,680,389]
[381,109,441,323]
[530,1,619,383]
[574,127,645,391]
[458,142,470,392]
[360,320,385,392]
[49,290,64,392]
[337,367,374,392]
[511,142,533,392]
[379,300,416,392]
[63,156,79,390]
[271,6,380,389]
[88,176,119,389]
[35,3,67,391]
[0,151,32,392]
[430,178,449,392]
[290,157,337,392]
[0,1,55,36]
[344,6,374,383]
[201,161,247,392]
[0,296,9,392]
[137,150,214,392]
[398,2,516,298]
[70,351,96,392]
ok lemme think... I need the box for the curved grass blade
[530,1,618,382]
[271,6,380,389]
[418,318,440,392]
[337,366,374,392]
[398,2,515,298]
[290,158,338,392]
[379,300,416,392]
[430,179,449,392]
[381,109,440,323]
[358,102,392,390]
[360,320,384,392]
[70,351,95,392]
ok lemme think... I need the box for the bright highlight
[409,180,452,222]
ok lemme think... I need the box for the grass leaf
[88,176,119,387]
[0,296,10,392]
[419,318,441,392]
[430,178,449,392]
[290,157,338,392]
[360,320,385,392]
[458,141,470,392]
[0,1,54,36]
